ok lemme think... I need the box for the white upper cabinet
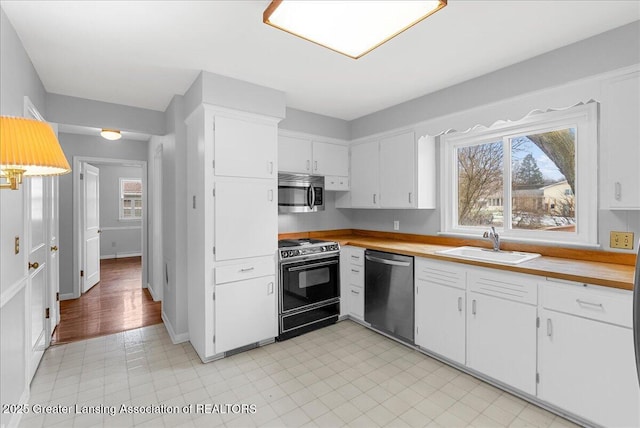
[347,131,436,209]
[350,141,380,208]
[215,115,277,179]
[278,135,312,174]
[312,141,349,177]
[601,71,640,209]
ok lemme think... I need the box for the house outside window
[440,103,598,246]
[119,178,142,220]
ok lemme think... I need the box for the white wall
[57,133,148,298]
[93,164,143,258]
[0,7,47,428]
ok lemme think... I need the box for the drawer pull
[351,255,360,260]
[351,269,360,273]
[240,267,255,272]
[351,289,360,295]
[457,297,462,312]
[547,319,553,337]
[576,299,603,309]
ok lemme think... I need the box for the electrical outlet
[393,220,399,231]
[610,231,634,250]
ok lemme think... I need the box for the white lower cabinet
[538,281,640,427]
[214,275,277,354]
[414,259,466,365]
[340,246,365,320]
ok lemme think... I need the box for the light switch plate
[393,221,399,231]
[610,231,634,249]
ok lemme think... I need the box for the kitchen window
[440,103,598,246]
[119,178,142,220]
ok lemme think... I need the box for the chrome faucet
[483,227,500,251]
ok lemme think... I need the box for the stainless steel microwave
[278,173,325,213]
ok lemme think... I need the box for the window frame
[119,177,143,221]
[440,103,598,247]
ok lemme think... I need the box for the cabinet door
[279,135,312,174]
[380,132,415,208]
[538,309,640,427]
[347,285,364,319]
[350,141,379,208]
[602,71,640,209]
[215,276,277,354]
[215,178,277,261]
[415,280,465,365]
[214,116,277,179]
[467,292,537,395]
[313,142,349,177]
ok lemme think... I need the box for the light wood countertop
[281,230,636,291]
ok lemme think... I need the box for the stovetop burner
[278,238,340,260]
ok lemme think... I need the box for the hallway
[52,257,162,344]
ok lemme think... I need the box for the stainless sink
[435,246,541,265]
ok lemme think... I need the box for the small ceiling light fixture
[0,116,71,190]
[100,129,122,140]
[263,0,447,59]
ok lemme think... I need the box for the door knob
[28,261,39,270]
[50,245,58,252]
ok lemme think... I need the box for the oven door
[280,255,339,313]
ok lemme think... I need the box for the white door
[380,132,415,208]
[214,276,277,354]
[415,280,466,365]
[350,141,379,208]
[151,146,163,301]
[83,163,100,292]
[214,116,277,179]
[467,292,537,395]
[214,177,277,261]
[27,176,47,378]
[278,135,312,174]
[312,141,349,176]
[47,177,60,337]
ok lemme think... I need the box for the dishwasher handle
[365,255,411,267]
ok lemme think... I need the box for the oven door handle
[287,259,339,272]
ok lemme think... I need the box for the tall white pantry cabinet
[186,104,281,362]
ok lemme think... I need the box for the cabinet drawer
[541,280,632,328]
[215,258,275,284]
[348,285,364,319]
[348,249,365,267]
[415,258,465,289]
[467,267,538,305]
[347,264,364,286]
[325,176,349,191]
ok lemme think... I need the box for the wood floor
[52,256,162,344]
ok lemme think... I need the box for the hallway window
[119,178,142,220]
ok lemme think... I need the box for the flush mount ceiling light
[101,129,121,140]
[263,0,447,59]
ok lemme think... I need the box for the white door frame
[150,144,163,302]
[72,156,148,298]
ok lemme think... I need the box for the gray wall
[278,193,355,233]
[351,21,640,139]
[93,164,143,258]
[58,133,148,296]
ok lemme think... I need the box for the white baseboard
[59,292,76,301]
[147,283,161,301]
[100,252,142,260]
[162,311,189,344]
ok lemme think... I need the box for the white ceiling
[2,1,639,121]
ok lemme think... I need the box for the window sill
[437,231,602,250]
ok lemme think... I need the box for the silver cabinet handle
[240,267,255,272]
[351,255,360,260]
[306,160,310,171]
[351,269,360,273]
[409,192,412,204]
[268,161,274,174]
[576,299,604,309]
[268,189,274,201]
[457,297,462,312]
[546,318,553,337]
[365,255,411,267]
[472,299,477,315]
[615,182,621,201]
[268,282,274,295]
[373,194,377,204]
[351,289,360,295]
[314,160,318,171]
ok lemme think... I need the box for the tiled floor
[21,321,578,428]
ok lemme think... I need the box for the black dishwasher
[364,250,414,344]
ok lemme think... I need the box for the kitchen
[1,1,640,428]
